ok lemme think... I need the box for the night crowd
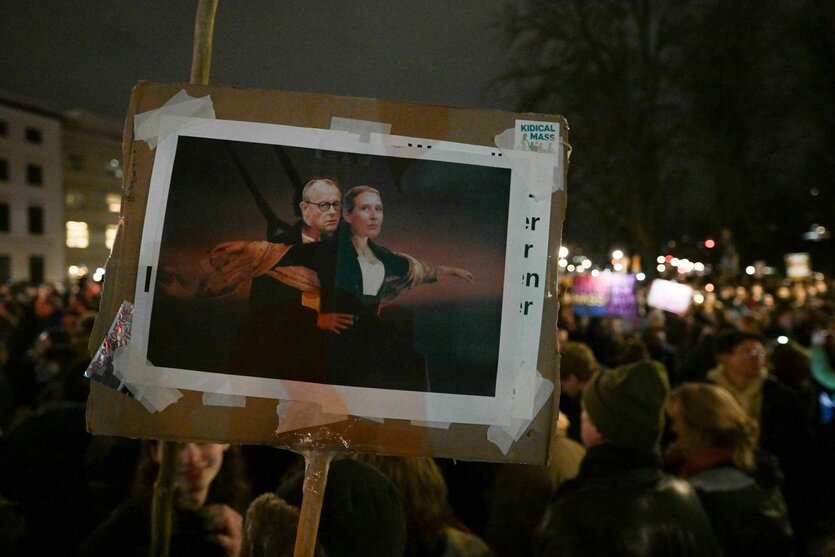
[0,273,834,556]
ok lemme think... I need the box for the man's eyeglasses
[736,347,766,358]
[304,200,341,212]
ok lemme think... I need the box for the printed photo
[129,119,539,424]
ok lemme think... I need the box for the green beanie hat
[582,360,670,451]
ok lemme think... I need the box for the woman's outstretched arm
[437,265,474,283]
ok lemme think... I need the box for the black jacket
[233,220,326,381]
[535,444,721,557]
[689,458,794,557]
[77,497,228,557]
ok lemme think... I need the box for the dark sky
[0,1,515,121]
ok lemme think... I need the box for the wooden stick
[294,450,336,557]
[149,441,180,557]
[150,3,219,556]
[190,0,219,85]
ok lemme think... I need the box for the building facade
[62,110,123,282]
[0,101,64,283]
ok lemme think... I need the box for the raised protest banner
[86,83,569,464]
[571,272,638,318]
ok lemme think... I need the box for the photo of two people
[145,131,513,398]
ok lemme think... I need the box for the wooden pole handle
[149,441,180,557]
[190,0,219,85]
[150,4,219,557]
[293,450,336,557]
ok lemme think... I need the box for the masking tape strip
[487,371,555,455]
[330,116,392,142]
[112,344,183,412]
[276,400,349,434]
[410,420,452,429]
[358,415,386,424]
[202,392,247,407]
[134,89,215,149]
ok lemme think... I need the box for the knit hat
[582,360,670,451]
[276,458,406,557]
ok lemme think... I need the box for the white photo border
[126,117,548,426]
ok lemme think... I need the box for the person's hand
[317,312,355,333]
[444,266,474,283]
[203,504,243,557]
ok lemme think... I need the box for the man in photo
[232,177,352,381]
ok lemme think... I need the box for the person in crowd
[0,401,93,556]
[707,328,812,541]
[665,383,794,556]
[769,339,818,423]
[357,454,493,557]
[239,493,325,557]
[643,310,680,382]
[534,360,721,556]
[557,341,599,442]
[807,325,835,554]
[7,326,88,421]
[617,334,651,366]
[707,329,809,454]
[677,313,719,383]
[584,316,622,369]
[275,458,407,557]
[484,411,584,557]
[79,441,250,557]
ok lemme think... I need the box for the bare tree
[499,0,835,272]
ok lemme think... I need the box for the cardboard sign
[785,252,811,280]
[646,279,694,316]
[87,83,568,464]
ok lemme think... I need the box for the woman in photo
[321,186,473,390]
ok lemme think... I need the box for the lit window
[105,224,118,250]
[66,221,89,248]
[106,193,121,213]
[65,191,87,209]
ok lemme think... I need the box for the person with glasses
[707,328,812,550]
[208,178,353,383]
